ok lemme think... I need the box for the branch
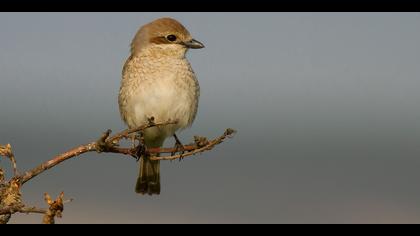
[1,121,235,224]
[18,121,177,184]
[100,128,236,160]
[19,121,235,185]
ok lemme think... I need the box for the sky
[1,12,420,223]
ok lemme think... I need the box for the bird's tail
[135,156,160,195]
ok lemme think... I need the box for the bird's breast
[119,56,200,140]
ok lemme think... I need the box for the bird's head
[131,17,204,58]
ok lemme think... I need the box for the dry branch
[19,122,235,184]
[0,121,235,224]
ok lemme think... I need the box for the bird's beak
[183,39,205,49]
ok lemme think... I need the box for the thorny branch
[0,120,236,223]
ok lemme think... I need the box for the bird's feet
[134,131,148,162]
[130,130,147,161]
[135,143,148,162]
[172,134,185,161]
[96,129,115,153]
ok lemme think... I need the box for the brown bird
[118,17,204,195]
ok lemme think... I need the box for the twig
[19,143,98,185]
[150,128,236,161]
[107,120,179,143]
[0,144,18,176]
[0,205,46,215]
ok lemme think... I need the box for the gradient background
[1,13,420,224]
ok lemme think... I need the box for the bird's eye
[166,35,177,42]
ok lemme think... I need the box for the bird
[118,17,204,195]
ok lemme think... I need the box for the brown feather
[130,17,192,55]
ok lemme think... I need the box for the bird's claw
[135,143,148,162]
[172,134,186,161]
[96,129,113,153]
